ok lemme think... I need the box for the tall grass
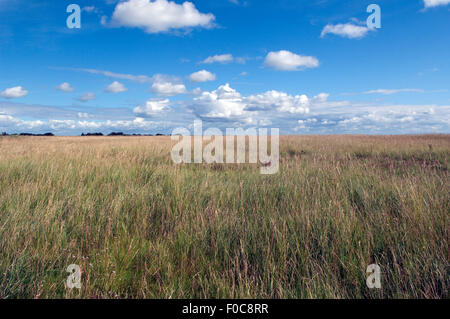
[0,135,448,298]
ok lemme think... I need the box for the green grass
[0,135,448,298]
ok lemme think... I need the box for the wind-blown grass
[0,135,448,298]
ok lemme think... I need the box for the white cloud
[66,67,153,83]
[246,91,330,114]
[82,6,98,13]
[423,0,450,7]
[313,93,330,103]
[78,92,96,102]
[189,70,216,82]
[152,81,187,96]
[335,106,446,131]
[111,0,215,33]
[364,89,425,95]
[0,114,43,129]
[77,112,90,119]
[191,87,203,95]
[246,91,310,114]
[321,23,372,39]
[264,50,319,71]
[56,82,75,92]
[63,68,192,97]
[201,54,234,64]
[64,68,190,94]
[106,81,128,93]
[2,92,449,135]
[200,54,247,64]
[1,86,28,99]
[134,98,170,116]
[193,83,247,119]
[0,114,161,133]
[190,84,330,120]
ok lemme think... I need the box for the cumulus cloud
[78,92,96,102]
[246,91,310,114]
[190,70,216,82]
[423,0,450,7]
[193,83,248,120]
[246,92,331,114]
[264,50,319,71]
[201,54,234,64]
[106,81,128,93]
[321,23,372,39]
[56,82,75,92]
[152,81,187,96]
[1,86,28,99]
[133,98,170,116]
[110,0,215,33]
[190,84,331,121]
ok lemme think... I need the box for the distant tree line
[2,132,54,136]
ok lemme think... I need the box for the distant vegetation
[2,132,55,137]
[0,135,448,298]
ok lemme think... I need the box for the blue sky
[0,0,449,135]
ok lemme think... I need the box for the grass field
[0,135,448,299]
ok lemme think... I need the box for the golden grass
[0,135,448,298]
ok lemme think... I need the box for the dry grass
[0,135,448,299]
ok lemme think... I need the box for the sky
[0,0,449,135]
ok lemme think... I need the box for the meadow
[0,135,448,299]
